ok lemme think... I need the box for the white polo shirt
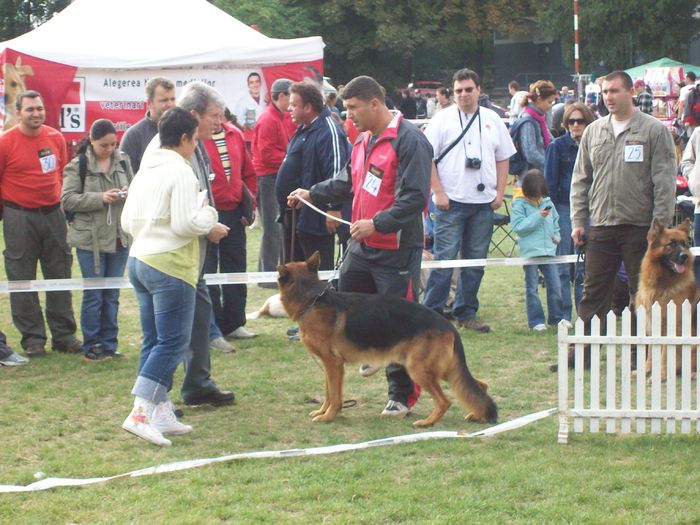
[424,104,515,204]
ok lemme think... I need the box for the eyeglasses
[454,87,477,94]
[567,118,586,126]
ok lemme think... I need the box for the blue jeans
[524,262,563,328]
[128,257,196,403]
[76,247,129,353]
[423,201,493,321]
[555,205,584,321]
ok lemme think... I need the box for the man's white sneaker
[532,323,547,332]
[210,336,236,353]
[122,401,172,447]
[359,364,381,377]
[381,400,410,417]
[226,327,257,339]
[151,401,193,435]
[0,351,29,366]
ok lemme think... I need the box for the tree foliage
[0,0,71,41]
[212,0,318,40]
[537,0,700,72]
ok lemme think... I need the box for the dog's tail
[446,332,498,423]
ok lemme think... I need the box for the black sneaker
[83,344,112,363]
[286,325,299,336]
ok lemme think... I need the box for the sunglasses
[567,118,586,126]
[454,87,477,94]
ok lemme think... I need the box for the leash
[290,206,297,262]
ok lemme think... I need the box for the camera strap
[434,108,479,166]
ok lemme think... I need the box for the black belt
[3,200,61,214]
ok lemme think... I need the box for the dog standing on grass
[277,252,498,427]
[636,219,699,378]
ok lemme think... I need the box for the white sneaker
[560,319,573,329]
[210,336,236,353]
[359,364,381,377]
[151,400,193,435]
[381,400,410,417]
[0,351,29,366]
[532,323,547,332]
[122,403,172,446]
[226,326,257,339]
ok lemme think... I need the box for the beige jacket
[681,127,700,213]
[570,109,676,229]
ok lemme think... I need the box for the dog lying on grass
[246,293,288,320]
[277,252,498,427]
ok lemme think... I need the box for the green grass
[1,222,700,524]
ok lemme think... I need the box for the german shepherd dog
[277,252,498,427]
[636,219,699,378]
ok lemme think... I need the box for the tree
[212,0,319,40]
[0,0,71,41]
[537,0,700,72]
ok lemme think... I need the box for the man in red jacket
[252,78,296,284]
[0,90,81,357]
[204,118,258,340]
[288,76,432,417]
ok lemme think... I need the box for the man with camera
[422,68,515,333]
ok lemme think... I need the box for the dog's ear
[648,218,665,243]
[306,251,321,272]
[277,264,290,283]
[677,218,691,236]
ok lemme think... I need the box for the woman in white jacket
[120,107,222,446]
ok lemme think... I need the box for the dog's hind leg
[408,367,451,427]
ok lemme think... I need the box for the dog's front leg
[312,356,344,422]
[309,364,330,418]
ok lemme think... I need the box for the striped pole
[574,0,580,75]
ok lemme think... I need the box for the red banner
[261,59,324,91]
[1,49,77,130]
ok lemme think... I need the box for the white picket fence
[557,300,700,444]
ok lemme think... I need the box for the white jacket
[121,148,217,257]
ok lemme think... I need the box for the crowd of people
[0,66,688,446]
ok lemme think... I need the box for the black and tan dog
[277,252,498,427]
[636,219,699,377]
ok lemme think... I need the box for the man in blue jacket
[276,81,351,270]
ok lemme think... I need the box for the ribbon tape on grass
[0,408,555,493]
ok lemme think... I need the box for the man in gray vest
[142,81,234,408]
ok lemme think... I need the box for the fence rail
[557,300,700,444]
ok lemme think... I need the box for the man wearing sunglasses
[422,68,515,333]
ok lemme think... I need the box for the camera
[117,191,127,199]
[465,157,482,170]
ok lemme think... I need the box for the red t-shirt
[0,125,68,207]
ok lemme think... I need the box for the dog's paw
[309,408,325,417]
[464,413,486,423]
[311,412,337,422]
[413,418,434,427]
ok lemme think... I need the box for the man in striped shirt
[203,116,257,340]
[275,81,351,270]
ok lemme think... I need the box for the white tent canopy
[0,0,324,69]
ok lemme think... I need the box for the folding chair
[490,196,517,257]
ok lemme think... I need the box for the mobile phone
[543,205,552,210]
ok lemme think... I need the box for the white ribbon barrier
[2,247,696,294]
[0,408,555,493]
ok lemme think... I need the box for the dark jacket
[276,107,351,236]
[544,132,578,209]
[120,114,157,174]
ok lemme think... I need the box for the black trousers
[338,243,422,405]
[204,207,247,335]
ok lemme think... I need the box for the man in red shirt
[251,78,296,284]
[204,118,258,340]
[0,91,81,357]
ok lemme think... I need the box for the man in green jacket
[570,70,676,337]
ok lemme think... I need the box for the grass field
[1,223,700,524]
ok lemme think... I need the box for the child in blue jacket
[511,169,564,331]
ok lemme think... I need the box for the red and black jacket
[310,113,432,250]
